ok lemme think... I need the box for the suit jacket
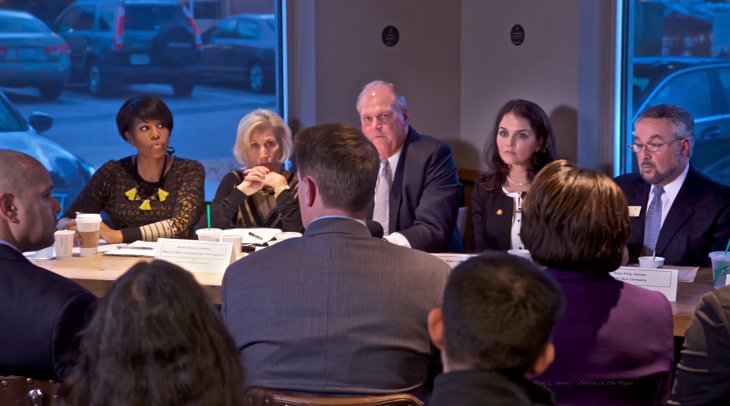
[0,244,96,380]
[537,267,674,405]
[614,166,730,266]
[222,217,450,399]
[367,127,462,253]
[669,286,730,405]
[471,182,514,252]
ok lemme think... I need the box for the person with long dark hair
[471,99,558,252]
[59,260,244,405]
[60,95,205,243]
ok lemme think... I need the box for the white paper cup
[709,251,730,289]
[221,233,243,254]
[54,230,75,258]
[196,228,222,242]
[638,256,665,269]
[507,249,532,261]
[76,214,102,256]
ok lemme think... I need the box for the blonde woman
[203,109,301,231]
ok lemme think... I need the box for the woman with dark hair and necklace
[60,95,204,243]
[471,99,558,252]
[200,109,301,231]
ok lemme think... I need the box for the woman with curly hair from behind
[58,260,244,405]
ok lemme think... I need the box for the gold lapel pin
[496,209,503,215]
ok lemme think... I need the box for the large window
[621,0,730,185]
[0,0,282,213]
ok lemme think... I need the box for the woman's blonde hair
[233,109,292,167]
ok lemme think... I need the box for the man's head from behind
[0,150,60,251]
[428,253,564,377]
[293,123,379,226]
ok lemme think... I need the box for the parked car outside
[0,10,71,100]
[631,57,730,185]
[201,14,275,93]
[0,90,94,213]
[54,0,201,97]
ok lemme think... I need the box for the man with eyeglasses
[356,80,462,252]
[614,104,730,266]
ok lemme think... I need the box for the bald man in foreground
[0,150,96,380]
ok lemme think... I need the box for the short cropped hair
[116,95,174,142]
[59,260,244,405]
[293,123,379,213]
[356,80,408,114]
[480,99,559,191]
[233,109,293,167]
[636,104,694,156]
[443,253,564,375]
[522,160,630,272]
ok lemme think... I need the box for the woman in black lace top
[60,95,204,243]
[201,109,301,231]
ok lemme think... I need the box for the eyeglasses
[628,137,685,153]
[361,111,396,126]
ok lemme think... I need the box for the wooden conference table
[31,253,714,337]
[31,253,224,305]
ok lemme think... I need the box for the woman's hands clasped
[237,166,287,196]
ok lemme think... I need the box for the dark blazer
[367,127,462,253]
[471,182,514,252]
[0,244,96,380]
[669,286,730,405]
[537,267,674,405]
[614,165,730,266]
[222,217,450,399]
[431,370,556,406]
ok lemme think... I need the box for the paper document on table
[611,267,679,301]
[105,241,158,257]
[432,253,475,269]
[156,238,232,273]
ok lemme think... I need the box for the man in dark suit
[614,104,730,266]
[222,124,450,399]
[356,80,462,252]
[0,150,96,380]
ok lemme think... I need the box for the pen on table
[248,231,264,240]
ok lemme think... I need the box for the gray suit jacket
[221,217,450,399]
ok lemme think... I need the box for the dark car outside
[0,90,94,213]
[0,10,71,100]
[201,14,276,93]
[632,57,730,185]
[54,0,201,97]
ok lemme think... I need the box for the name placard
[432,253,475,269]
[156,238,233,274]
[610,266,679,301]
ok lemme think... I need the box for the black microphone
[366,221,384,238]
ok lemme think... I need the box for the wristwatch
[274,184,290,198]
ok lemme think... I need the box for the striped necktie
[373,158,391,235]
[643,186,665,255]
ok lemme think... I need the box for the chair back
[243,387,423,406]
[0,376,59,406]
